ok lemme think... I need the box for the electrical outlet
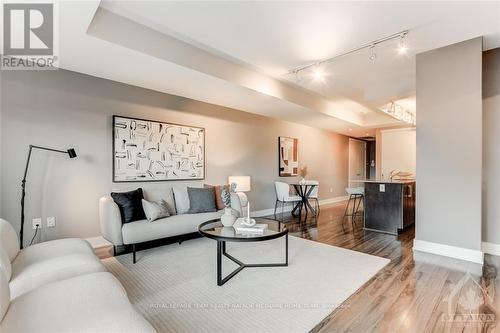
[379,184,386,192]
[47,216,56,228]
[329,187,333,193]
[32,218,42,229]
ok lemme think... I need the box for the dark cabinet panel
[364,181,415,235]
[402,183,416,228]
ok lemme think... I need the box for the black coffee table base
[216,234,288,286]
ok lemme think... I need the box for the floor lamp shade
[67,149,77,158]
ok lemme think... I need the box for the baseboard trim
[319,196,350,206]
[413,239,484,265]
[251,195,349,218]
[482,242,500,256]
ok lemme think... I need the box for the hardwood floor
[99,201,498,332]
[275,201,499,333]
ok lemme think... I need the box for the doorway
[348,138,367,188]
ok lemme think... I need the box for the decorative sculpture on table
[220,184,238,227]
[299,166,308,185]
[228,176,255,226]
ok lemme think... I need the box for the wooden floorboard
[275,201,499,333]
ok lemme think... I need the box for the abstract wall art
[279,136,298,177]
[113,116,205,182]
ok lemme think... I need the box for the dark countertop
[350,179,416,184]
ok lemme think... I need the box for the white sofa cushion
[0,248,12,281]
[14,238,94,268]
[1,272,156,332]
[0,270,9,323]
[122,210,223,245]
[0,219,19,262]
[10,253,106,299]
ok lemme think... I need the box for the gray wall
[483,47,500,244]
[416,37,483,251]
[0,69,349,243]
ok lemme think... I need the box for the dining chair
[274,181,301,220]
[304,180,320,214]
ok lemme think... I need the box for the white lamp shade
[228,176,251,192]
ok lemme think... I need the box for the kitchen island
[355,180,416,235]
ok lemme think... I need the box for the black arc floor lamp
[20,145,77,248]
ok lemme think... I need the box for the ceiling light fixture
[397,32,408,54]
[380,101,416,125]
[286,30,409,79]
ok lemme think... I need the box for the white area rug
[102,236,389,333]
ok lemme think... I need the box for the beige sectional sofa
[0,219,155,333]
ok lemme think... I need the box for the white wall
[415,37,483,257]
[482,47,500,246]
[0,69,349,244]
[379,128,416,180]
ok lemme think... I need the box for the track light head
[397,33,408,54]
[369,45,377,61]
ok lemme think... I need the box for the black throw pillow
[187,187,217,214]
[111,188,146,224]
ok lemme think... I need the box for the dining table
[290,183,318,219]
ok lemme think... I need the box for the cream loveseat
[99,185,244,263]
[0,218,155,333]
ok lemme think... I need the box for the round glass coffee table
[199,217,288,286]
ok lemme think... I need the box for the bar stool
[342,187,364,231]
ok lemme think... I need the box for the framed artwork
[113,115,205,182]
[279,136,298,177]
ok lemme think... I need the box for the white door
[349,139,367,188]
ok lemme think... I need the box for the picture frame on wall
[113,115,205,182]
[278,136,298,177]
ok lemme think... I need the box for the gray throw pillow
[142,199,170,222]
[187,187,217,214]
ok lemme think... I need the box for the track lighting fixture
[287,29,409,80]
[380,101,415,125]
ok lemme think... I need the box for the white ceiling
[56,1,500,137]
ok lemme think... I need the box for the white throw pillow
[142,199,170,222]
[172,187,190,214]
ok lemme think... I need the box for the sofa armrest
[99,196,124,246]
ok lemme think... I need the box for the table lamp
[228,176,252,223]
